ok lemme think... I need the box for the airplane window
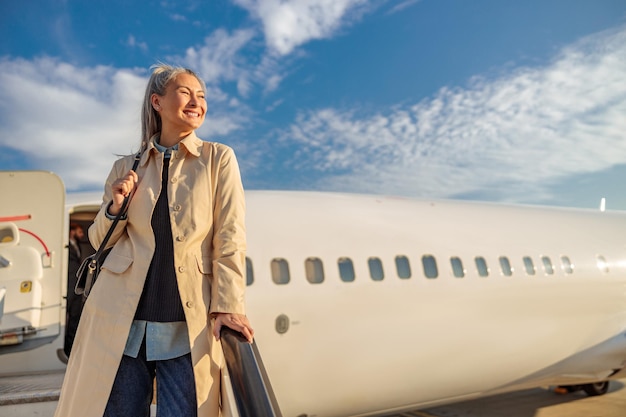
[422,255,438,279]
[597,256,609,273]
[541,256,554,275]
[271,258,290,284]
[561,256,573,274]
[475,257,489,277]
[499,256,513,276]
[395,255,411,279]
[523,256,535,275]
[305,257,325,284]
[245,257,254,286]
[338,257,355,282]
[368,257,384,281]
[450,257,464,278]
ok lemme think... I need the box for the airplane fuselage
[243,192,626,416]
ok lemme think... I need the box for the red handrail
[18,228,51,258]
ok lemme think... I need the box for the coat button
[176,235,186,242]
[171,177,178,183]
[178,266,186,272]
[186,301,194,308]
[174,204,182,211]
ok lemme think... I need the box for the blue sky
[1,0,625,209]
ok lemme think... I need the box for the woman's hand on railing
[213,313,254,343]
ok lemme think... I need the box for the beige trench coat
[55,133,247,417]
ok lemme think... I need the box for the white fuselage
[242,192,626,416]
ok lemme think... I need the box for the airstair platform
[0,371,63,406]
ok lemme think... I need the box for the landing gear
[582,381,610,396]
[555,381,610,397]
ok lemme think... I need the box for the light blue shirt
[122,138,190,361]
[124,321,191,360]
[154,140,179,153]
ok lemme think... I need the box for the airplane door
[0,171,65,371]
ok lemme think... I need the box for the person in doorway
[64,223,85,357]
[55,64,254,417]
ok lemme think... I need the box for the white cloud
[265,98,284,112]
[233,0,372,55]
[179,28,256,85]
[170,13,187,22]
[126,35,148,52]
[386,0,420,15]
[253,54,286,94]
[0,57,247,191]
[0,58,146,189]
[275,27,626,204]
[176,27,287,97]
[264,74,282,93]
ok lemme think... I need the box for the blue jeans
[104,341,197,417]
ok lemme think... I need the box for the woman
[55,64,254,417]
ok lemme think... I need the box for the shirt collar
[140,132,204,167]
[154,140,178,153]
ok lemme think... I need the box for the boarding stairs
[0,328,282,417]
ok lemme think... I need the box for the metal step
[0,371,64,406]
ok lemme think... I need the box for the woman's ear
[151,94,161,111]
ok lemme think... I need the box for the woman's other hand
[109,170,139,215]
[213,313,254,343]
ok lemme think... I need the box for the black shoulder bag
[75,153,141,301]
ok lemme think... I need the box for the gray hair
[140,64,207,149]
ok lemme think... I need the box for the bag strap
[91,152,142,262]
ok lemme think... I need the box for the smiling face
[152,72,207,144]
